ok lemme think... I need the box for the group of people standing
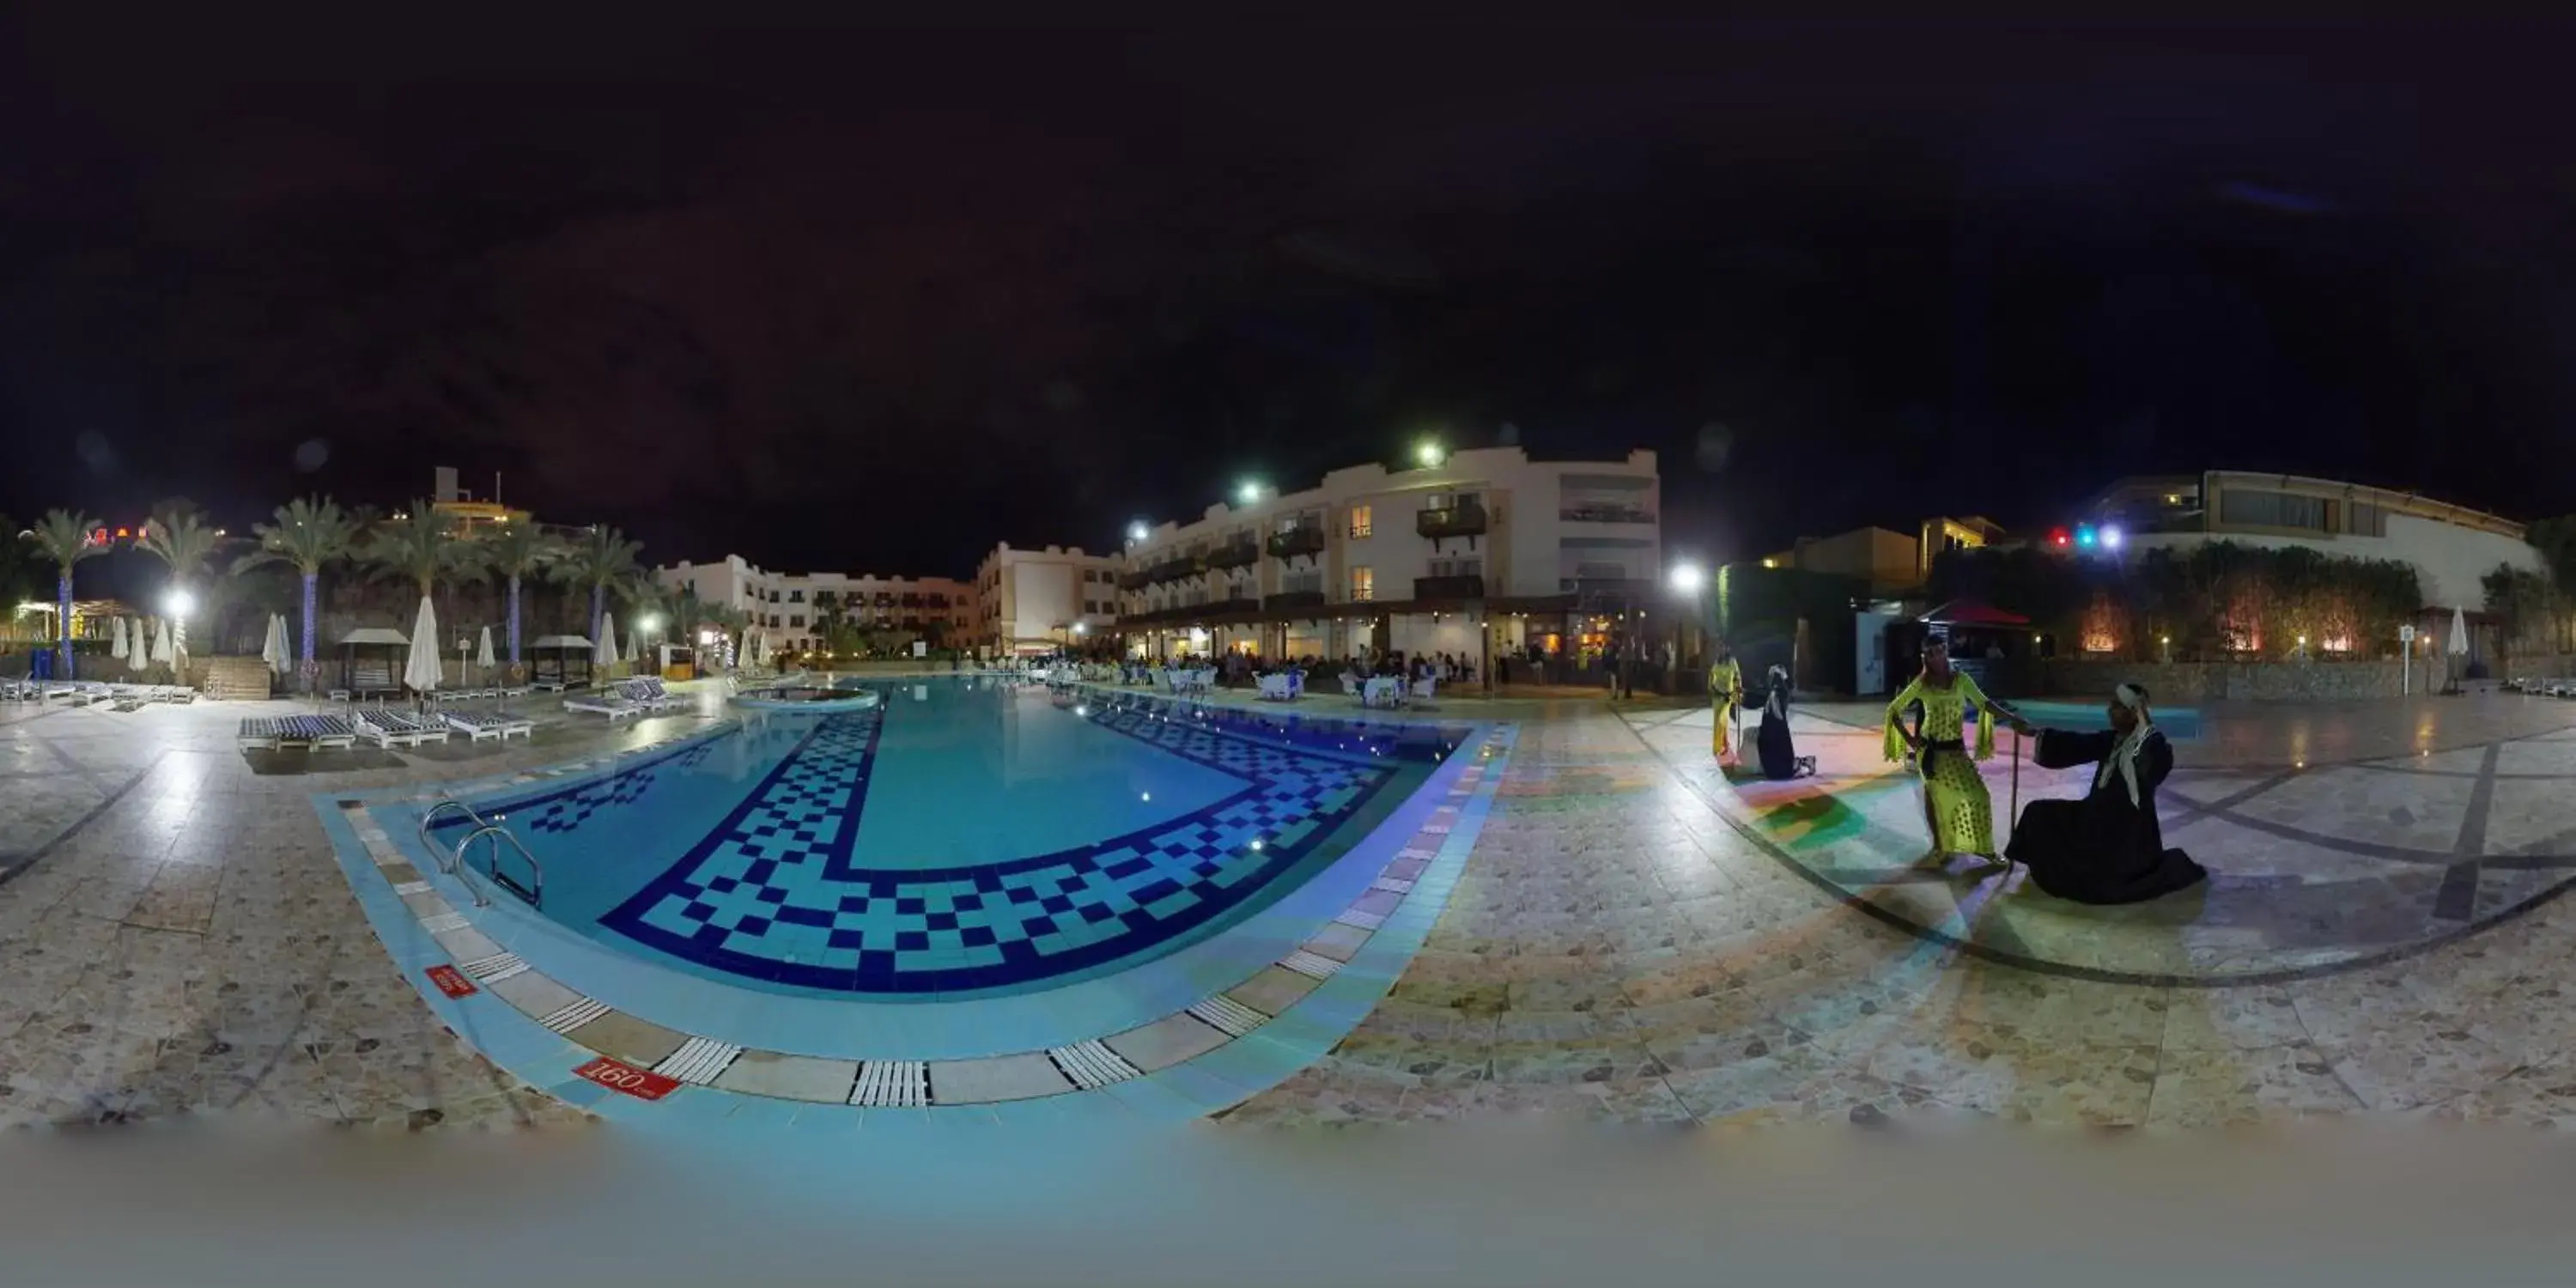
[1704,635,2207,906]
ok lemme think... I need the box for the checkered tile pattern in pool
[598,703,1405,993]
[424,738,719,841]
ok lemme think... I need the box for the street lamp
[1237,481,1264,506]
[1668,564,1704,596]
[1127,520,1150,544]
[163,588,197,617]
[1416,440,1445,468]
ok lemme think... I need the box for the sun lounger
[355,707,447,746]
[565,693,640,721]
[442,707,534,741]
[1406,676,1438,708]
[278,714,357,750]
[236,718,282,750]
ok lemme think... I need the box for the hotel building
[1115,447,1662,665]
[972,544,1122,655]
[653,555,975,656]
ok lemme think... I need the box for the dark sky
[6,15,2576,581]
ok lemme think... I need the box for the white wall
[1388,613,1485,660]
[2126,518,2543,610]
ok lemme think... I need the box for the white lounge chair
[281,714,358,750]
[1407,676,1438,708]
[355,707,445,747]
[442,707,534,741]
[236,718,282,750]
[566,692,640,721]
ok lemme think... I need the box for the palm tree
[556,526,644,641]
[24,510,101,678]
[701,604,748,670]
[365,502,479,602]
[137,503,227,659]
[237,495,356,674]
[482,522,560,669]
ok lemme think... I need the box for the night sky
[7,15,2576,586]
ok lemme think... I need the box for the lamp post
[1668,562,1706,694]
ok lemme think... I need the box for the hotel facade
[972,544,1122,655]
[653,555,975,657]
[1115,447,1662,665]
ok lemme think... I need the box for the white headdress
[2097,683,2156,807]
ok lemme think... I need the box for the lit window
[1350,567,1374,602]
[1348,505,1373,540]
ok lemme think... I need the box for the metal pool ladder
[417,798,546,909]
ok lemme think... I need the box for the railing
[1206,538,1260,569]
[1145,556,1201,585]
[457,823,545,908]
[1414,574,1487,599]
[1264,589,1327,614]
[1558,504,1656,525]
[1416,501,1489,540]
[1267,526,1327,560]
[1117,568,1153,591]
[416,797,544,908]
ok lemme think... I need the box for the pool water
[421,677,1467,999]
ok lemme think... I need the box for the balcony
[1414,574,1486,600]
[1145,556,1200,585]
[872,594,896,608]
[1208,594,1261,617]
[1416,501,1489,542]
[1558,503,1656,526]
[1117,568,1152,592]
[1267,526,1327,561]
[1560,576,1657,600]
[1206,537,1260,569]
[1264,589,1327,614]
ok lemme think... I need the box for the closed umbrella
[127,620,149,673]
[111,617,129,659]
[477,625,496,677]
[2448,605,2470,658]
[151,618,176,666]
[629,629,644,665]
[595,612,619,668]
[403,596,444,695]
[264,614,291,676]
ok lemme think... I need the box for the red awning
[1918,598,2030,627]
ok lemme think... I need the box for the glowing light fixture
[2100,526,2123,550]
[1127,520,1150,543]
[2075,525,2098,548]
[1415,440,1444,468]
[1237,481,1263,505]
[164,589,197,617]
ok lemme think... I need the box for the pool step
[1281,950,1343,981]
[850,1060,929,1108]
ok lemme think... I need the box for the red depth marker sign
[425,965,477,999]
[574,1057,680,1101]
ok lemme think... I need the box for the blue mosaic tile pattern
[426,738,718,840]
[595,702,1406,993]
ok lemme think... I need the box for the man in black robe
[1997,682,2208,904]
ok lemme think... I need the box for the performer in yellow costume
[1707,641,1743,764]
[1882,637,2005,866]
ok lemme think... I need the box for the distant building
[428,465,532,536]
[1919,515,2008,580]
[1756,526,1924,597]
[1115,446,1662,664]
[2073,471,2541,611]
[974,544,1121,655]
[653,555,975,656]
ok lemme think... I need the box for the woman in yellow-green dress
[1883,638,2008,868]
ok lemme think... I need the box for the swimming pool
[417,676,1469,999]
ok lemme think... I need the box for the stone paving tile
[7,690,2576,1136]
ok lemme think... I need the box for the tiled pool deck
[9,679,2576,1133]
